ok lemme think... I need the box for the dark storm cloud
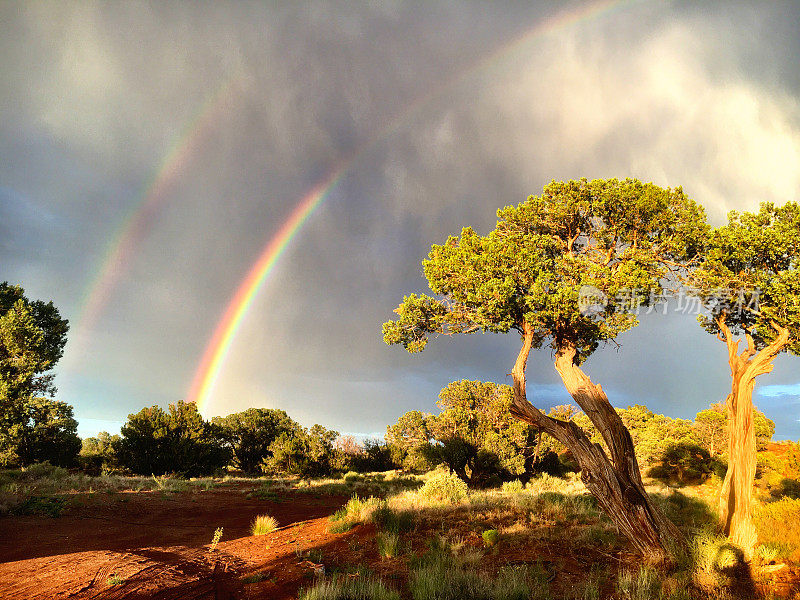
[1,1,798,438]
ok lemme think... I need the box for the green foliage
[648,442,719,485]
[427,381,537,486]
[370,503,415,534]
[79,431,121,475]
[419,471,468,503]
[0,282,74,468]
[694,403,774,456]
[502,480,523,493]
[328,495,381,533]
[11,494,66,517]
[482,529,499,547]
[114,400,230,477]
[385,410,435,473]
[384,178,707,364]
[345,439,396,473]
[299,576,401,600]
[263,423,339,477]
[213,408,300,474]
[691,201,800,353]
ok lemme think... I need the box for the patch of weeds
[107,574,125,586]
[616,565,661,600]
[377,531,401,559]
[370,502,415,534]
[12,495,65,517]
[502,480,524,493]
[408,537,532,600]
[299,575,400,600]
[251,514,278,535]
[327,495,380,533]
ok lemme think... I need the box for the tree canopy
[384,178,708,562]
[0,282,74,467]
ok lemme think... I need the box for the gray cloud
[2,1,799,439]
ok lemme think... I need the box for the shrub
[419,472,468,503]
[299,576,400,600]
[327,495,380,533]
[344,471,363,483]
[755,497,800,554]
[21,461,69,480]
[502,480,523,493]
[482,529,499,547]
[251,514,278,535]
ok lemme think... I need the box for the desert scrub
[343,471,364,483]
[299,576,400,600]
[755,497,800,556]
[251,514,278,535]
[690,530,742,590]
[501,480,524,493]
[418,472,468,503]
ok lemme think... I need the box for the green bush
[419,472,468,503]
[344,471,363,483]
[482,529,499,547]
[251,514,278,535]
[370,503,415,533]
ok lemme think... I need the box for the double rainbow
[187,0,632,414]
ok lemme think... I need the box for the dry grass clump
[251,514,278,535]
[754,497,800,559]
[299,575,401,600]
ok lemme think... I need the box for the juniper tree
[688,201,800,555]
[384,178,707,563]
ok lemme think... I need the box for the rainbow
[188,0,634,414]
[68,75,243,363]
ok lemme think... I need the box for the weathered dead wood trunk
[508,323,684,564]
[717,317,789,558]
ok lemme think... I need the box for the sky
[1,0,799,441]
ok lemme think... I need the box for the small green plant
[251,514,278,535]
[502,480,524,493]
[482,529,500,548]
[327,495,380,533]
[343,471,364,483]
[209,526,223,551]
[107,574,125,586]
[300,575,400,600]
[377,531,400,559]
[419,472,468,503]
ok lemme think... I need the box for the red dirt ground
[2,483,799,599]
[0,483,357,599]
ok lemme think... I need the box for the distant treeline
[19,379,785,501]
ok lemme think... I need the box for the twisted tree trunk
[508,323,684,564]
[717,317,789,559]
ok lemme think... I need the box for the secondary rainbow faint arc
[74,75,242,341]
[188,0,635,414]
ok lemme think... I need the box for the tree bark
[508,322,684,564]
[717,317,790,559]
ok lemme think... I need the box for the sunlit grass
[251,514,278,535]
